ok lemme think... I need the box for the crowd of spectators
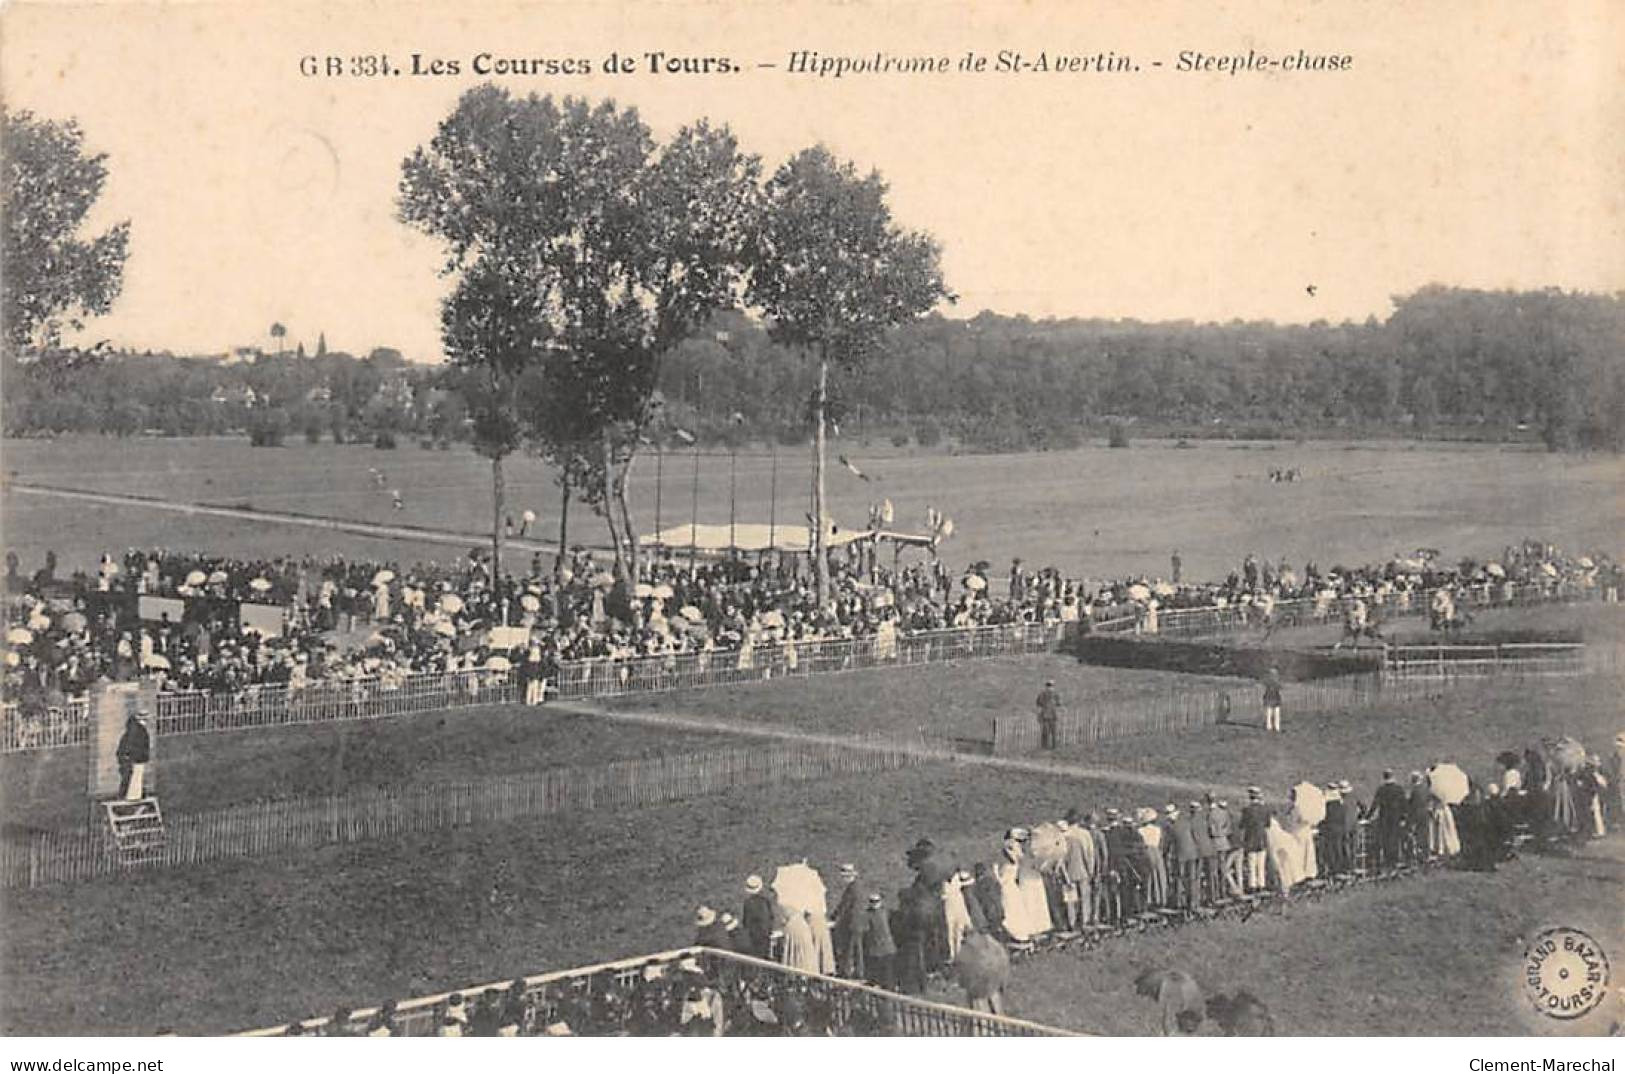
[688,733,1620,1000]
[275,729,1620,1037]
[5,538,1617,716]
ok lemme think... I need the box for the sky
[2,0,1622,362]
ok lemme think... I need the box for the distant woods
[3,285,1622,453]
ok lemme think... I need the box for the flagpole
[654,442,663,539]
[729,443,737,555]
[690,445,700,571]
[768,440,778,554]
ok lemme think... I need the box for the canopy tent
[638,522,935,556]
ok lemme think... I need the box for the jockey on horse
[1334,597,1384,649]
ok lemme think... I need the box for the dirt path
[555,699,1252,799]
[5,479,604,555]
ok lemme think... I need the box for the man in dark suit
[1407,771,1433,862]
[1035,680,1061,750]
[1370,770,1409,868]
[1189,799,1215,905]
[1165,805,1201,910]
[740,875,776,958]
[1321,783,1348,875]
[829,864,863,977]
[693,906,730,949]
[1239,787,1271,892]
[115,710,152,799]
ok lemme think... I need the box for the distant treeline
[5,286,1622,452]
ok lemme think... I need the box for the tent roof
[639,522,934,554]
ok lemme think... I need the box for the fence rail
[989,657,1618,754]
[2,580,1610,754]
[0,733,933,890]
[241,945,1077,1038]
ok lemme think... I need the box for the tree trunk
[491,454,506,580]
[617,449,640,583]
[813,352,831,607]
[603,427,627,577]
[555,477,571,581]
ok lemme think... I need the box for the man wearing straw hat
[830,863,864,977]
[740,875,775,958]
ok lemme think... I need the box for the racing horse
[1333,599,1385,649]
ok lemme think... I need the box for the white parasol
[520,593,541,613]
[185,570,208,587]
[771,862,827,916]
[432,619,457,638]
[141,653,171,670]
[372,569,395,586]
[6,627,34,645]
[1550,738,1587,772]
[1428,763,1470,806]
[521,509,537,524]
[62,612,88,633]
[634,583,654,599]
[652,583,675,600]
[485,655,512,671]
[1578,556,1595,569]
[1485,563,1506,578]
[591,571,616,590]
[208,569,229,584]
[679,605,704,623]
[439,593,464,614]
[1290,782,1326,826]
[1127,583,1151,602]
[249,577,272,593]
[1541,562,1559,578]
[1027,822,1067,867]
[963,574,986,592]
[1153,581,1176,597]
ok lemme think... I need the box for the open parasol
[1485,563,1506,578]
[1550,738,1587,772]
[1428,763,1469,806]
[372,569,395,586]
[1153,581,1177,597]
[1027,822,1067,867]
[633,583,653,599]
[208,569,228,584]
[771,862,827,916]
[432,619,457,638]
[1289,782,1326,826]
[6,627,33,645]
[520,593,541,613]
[679,605,704,623]
[591,571,616,590]
[652,583,674,600]
[963,574,986,592]
[185,569,208,587]
[141,653,171,670]
[61,611,87,633]
[485,655,513,672]
[1127,583,1151,602]
[249,577,272,593]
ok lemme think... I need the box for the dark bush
[890,432,910,448]
[914,421,942,448]
[1107,422,1130,449]
[374,431,397,450]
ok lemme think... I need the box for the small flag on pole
[839,455,873,482]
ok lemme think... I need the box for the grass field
[5,435,1621,582]
[603,653,1237,740]
[2,663,1617,1035]
[0,705,732,836]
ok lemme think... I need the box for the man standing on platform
[1370,770,1409,868]
[1189,799,1215,905]
[1036,679,1061,751]
[116,709,151,800]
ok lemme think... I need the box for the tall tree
[748,145,952,604]
[400,86,759,581]
[1,108,130,362]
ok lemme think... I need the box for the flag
[672,428,696,445]
[839,455,872,482]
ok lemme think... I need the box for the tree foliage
[2,108,130,355]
